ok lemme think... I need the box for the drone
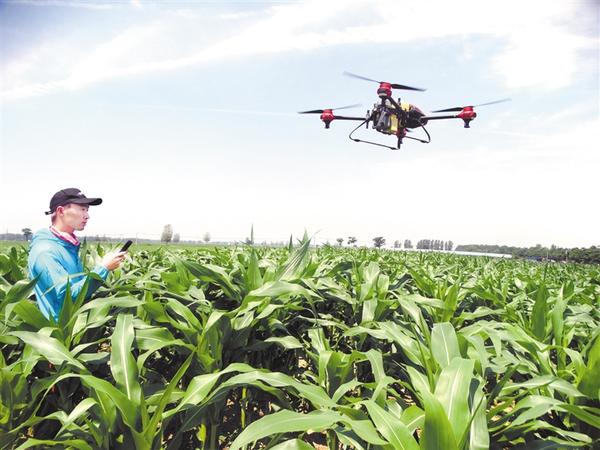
[299,71,510,150]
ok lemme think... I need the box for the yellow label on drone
[390,115,398,133]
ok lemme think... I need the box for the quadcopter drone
[299,71,509,150]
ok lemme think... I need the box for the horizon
[1,0,598,248]
[2,228,597,251]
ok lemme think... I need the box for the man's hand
[101,251,127,271]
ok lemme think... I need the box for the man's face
[58,204,90,231]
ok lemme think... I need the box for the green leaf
[180,260,240,301]
[229,410,343,450]
[275,233,312,281]
[246,280,313,301]
[146,352,194,447]
[78,374,140,433]
[217,369,336,409]
[4,278,38,304]
[433,358,474,443]
[14,438,92,450]
[56,397,98,436]
[364,400,419,450]
[406,366,431,396]
[245,249,263,291]
[578,334,600,399]
[269,439,315,450]
[400,405,425,433]
[431,322,460,368]
[111,314,142,404]
[530,284,548,340]
[501,375,584,398]
[466,380,488,450]
[12,300,51,329]
[10,331,86,371]
[419,390,458,450]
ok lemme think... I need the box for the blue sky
[1,0,598,247]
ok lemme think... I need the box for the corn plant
[0,240,598,449]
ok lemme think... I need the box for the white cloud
[1,0,595,101]
[2,0,120,10]
[492,25,594,90]
[65,23,165,88]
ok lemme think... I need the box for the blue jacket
[28,228,109,321]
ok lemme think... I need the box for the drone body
[299,72,508,150]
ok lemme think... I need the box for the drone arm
[420,114,457,121]
[334,115,368,121]
[421,111,476,128]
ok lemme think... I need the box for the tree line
[5,229,599,265]
[455,243,600,264]
[335,237,453,250]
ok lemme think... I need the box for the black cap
[45,188,103,215]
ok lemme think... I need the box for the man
[28,188,126,321]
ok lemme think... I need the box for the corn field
[0,237,599,449]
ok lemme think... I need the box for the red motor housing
[320,109,335,128]
[377,82,392,98]
[457,106,477,128]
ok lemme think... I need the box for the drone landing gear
[349,120,399,150]
[348,120,431,150]
[405,125,431,145]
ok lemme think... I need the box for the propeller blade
[343,71,380,83]
[390,83,426,92]
[432,98,511,113]
[330,103,362,111]
[473,98,511,108]
[298,104,361,114]
[431,106,463,113]
[344,71,426,91]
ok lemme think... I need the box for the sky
[1,0,599,247]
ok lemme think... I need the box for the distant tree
[347,236,357,246]
[446,240,454,251]
[173,233,180,243]
[245,225,255,245]
[203,232,211,243]
[336,237,344,246]
[404,239,412,249]
[373,236,386,248]
[393,240,401,249]
[22,228,33,241]
[161,224,173,243]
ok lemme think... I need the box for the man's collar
[49,226,80,247]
